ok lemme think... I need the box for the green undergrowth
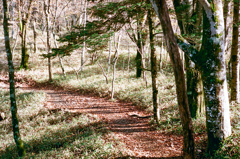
[1,26,239,157]
[22,50,177,112]
[0,88,125,158]
[14,50,240,157]
[210,103,240,158]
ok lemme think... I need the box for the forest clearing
[1,0,240,158]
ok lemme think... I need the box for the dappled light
[1,0,240,158]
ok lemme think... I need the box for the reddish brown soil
[45,89,184,158]
[0,74,190,158]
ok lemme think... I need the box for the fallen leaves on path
[42,88,184,158]
[1,74,184,158]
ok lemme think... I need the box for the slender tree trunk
[150,0,195,158]
[230,0,239,102]
[111,31,122,99]
[19,0,33,70]
[224,0,232,51]
[128,43,130,73]
[108,35,112,73]
[11,1,16,39]
[54,33,66,78]
[97,61,108,84]
[12,26,19,56]
[148,8,160,125]
[81,0,87,71]
[159,40,163,71]
[45,0,52,82]
[2,0,26,156]
[136,31,142,78]
[20,20,29,69]
[52,0,66,78]
[33,18,37,53]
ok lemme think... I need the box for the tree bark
[177,0,232,154]
[52,0,66,78]
[148,8,160,125]
[230,0,239,102]
[44,0,52,82]
[19,0,33,70]
[199,0,232,153]
[224,0,232,51]
[2,0,26,156]
[173,0,205,118]
[111,31,122,99]
[108,35,112,73]
[81,0,88,71]
[33,17,37,54]
[136,30,142,78]
[150,1,195,158]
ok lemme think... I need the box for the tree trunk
[148,8,160,125]
[20,21,29,70]
[52,0,66,78]
[199,0,232,153]
[230,0,239,102]
[108,35,112,73]
[185,57,205,118]
[81,0,87,71]
[150,1,195,158]
[224,0,232,51]
[54,33,66,78]
[136,31,142,78]
[2,0,26,156]
[178,0,232,154]
[33,18,37,54]
[111,31,122,99]
[19,0,33,70]
[45,0,52,82]
[128,43,131,80]
[173,0,205,118]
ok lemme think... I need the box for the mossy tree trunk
[134,12,148,79]
[19,0,33,70]
[125,11,148,79]
[148,8,160,125]
[2,0,26,156]
[185,61,205,118]
[200,1,231,154]
[20,20,29,69]
[150,0,195,158]
[173,0,205,118]
[177,0,232,154]
[230,0,239,102]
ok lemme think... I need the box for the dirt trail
[40,87,183,158]
[0,76,183,158]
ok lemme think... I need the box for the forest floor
[0,73,184,158]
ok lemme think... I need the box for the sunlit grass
[0,88,125,158]
[1,25,239,158]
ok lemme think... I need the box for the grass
[0,88,125,158]
[17,49,239,158]
[1,26,240,158]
